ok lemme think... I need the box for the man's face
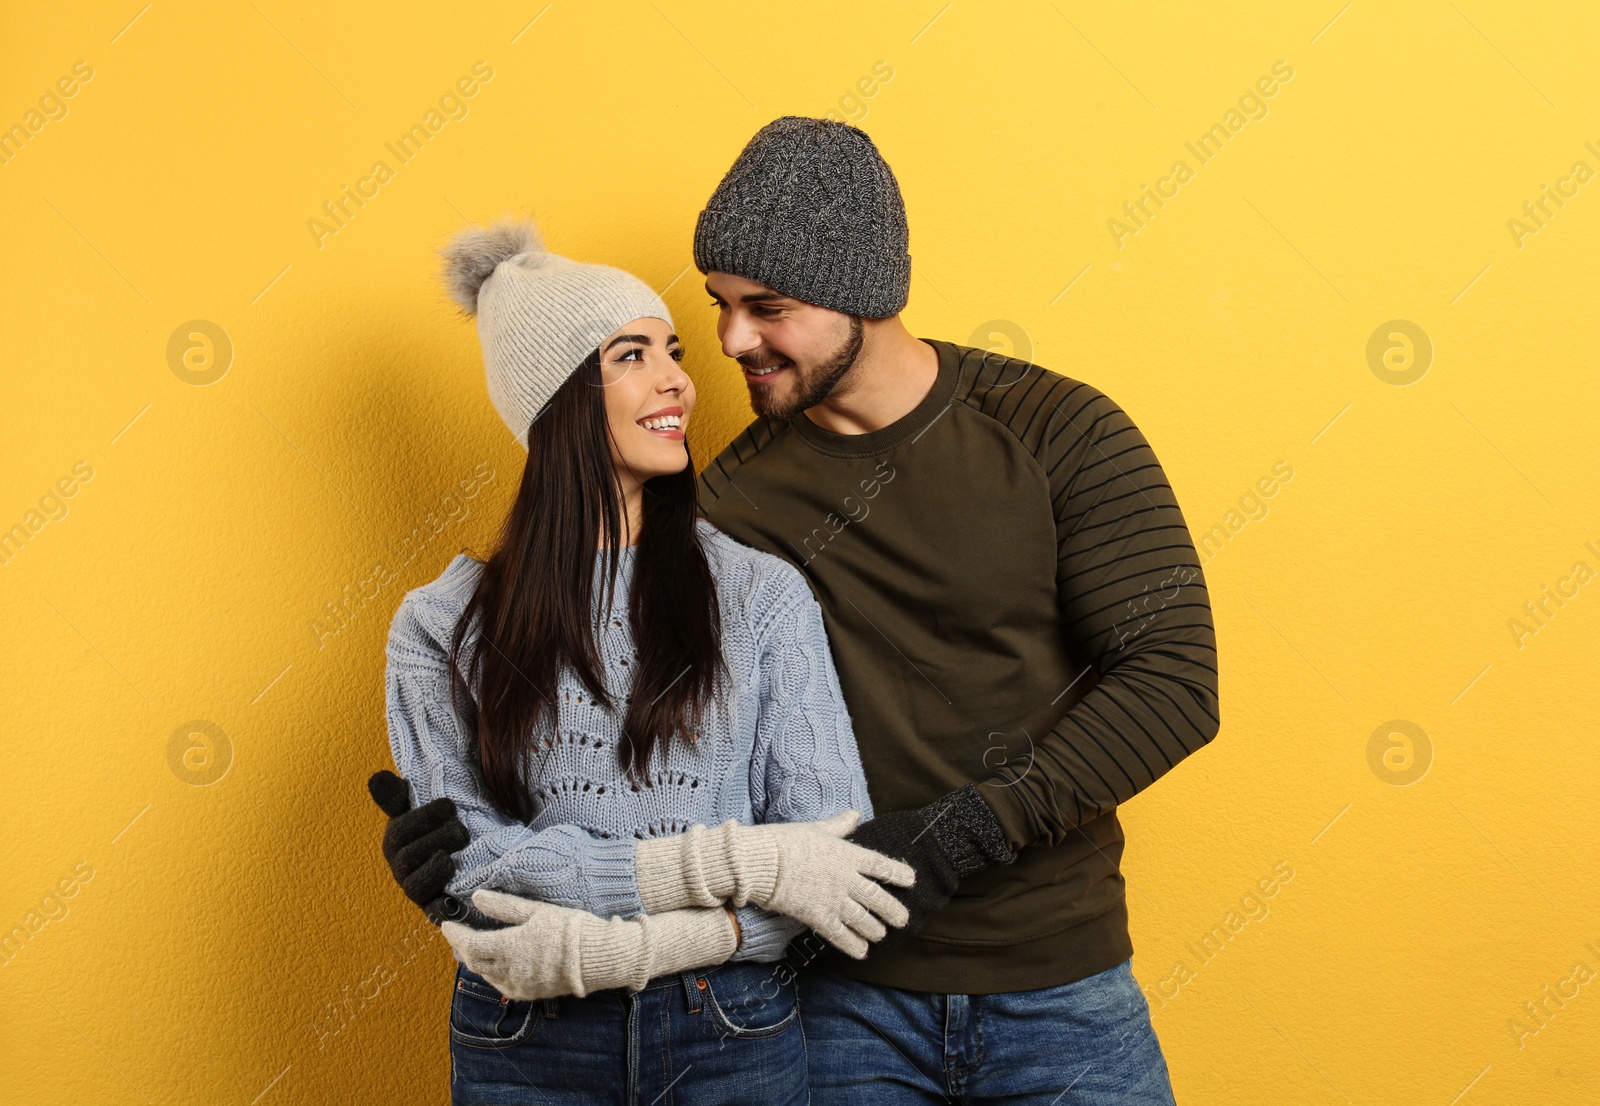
[705,272,864,421]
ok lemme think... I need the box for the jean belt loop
[679,969,704,1013]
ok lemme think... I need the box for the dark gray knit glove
[367,770,507,930]
[843,784,1015,951]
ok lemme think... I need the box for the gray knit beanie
[694,116,911,318]
[439,216,673,447]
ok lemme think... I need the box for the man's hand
[367,769,501,928]
[844,784,1016,951]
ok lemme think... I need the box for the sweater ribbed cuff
[728,903,808,963]
[579,834,649,919]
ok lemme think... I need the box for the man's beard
[739,316,864,422]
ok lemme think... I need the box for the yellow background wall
[3,2,1596,1102]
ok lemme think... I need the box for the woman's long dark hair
[447,348,727,822]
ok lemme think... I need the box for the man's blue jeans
[447,959,807,1104]
[799,958,1178,1104]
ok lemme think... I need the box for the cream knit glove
[633,810,916,959]
[442,889,739,1001]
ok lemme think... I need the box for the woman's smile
[636,404,685,440]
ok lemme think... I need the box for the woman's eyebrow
[602,333,654,353]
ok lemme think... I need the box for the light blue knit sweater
[384,518,875,961]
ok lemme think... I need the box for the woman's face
[598,316,695,487]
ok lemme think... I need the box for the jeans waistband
[628,966,709,1014]
[634,959,766,1014]
[634,967,701,992]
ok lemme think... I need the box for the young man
[373,117,1218,1103]
[687,116,1219,1104]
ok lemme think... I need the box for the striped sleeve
[698,417,783,507]
[979,369,1221,849]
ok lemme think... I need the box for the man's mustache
[737,354,792,372]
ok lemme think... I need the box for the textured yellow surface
[2,2,1596,1103]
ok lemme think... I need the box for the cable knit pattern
[384,518,874,962]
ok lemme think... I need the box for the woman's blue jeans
[447,959,808,1105]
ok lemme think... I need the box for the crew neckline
[788,337,958,458]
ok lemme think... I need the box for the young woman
[378,217,913,1104]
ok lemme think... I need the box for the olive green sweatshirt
[698,338,1220,995]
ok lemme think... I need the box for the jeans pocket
[700,963,800,1040]
[449,966,538,1049]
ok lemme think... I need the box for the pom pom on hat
[439,217,544,317]
[436,212,674,446]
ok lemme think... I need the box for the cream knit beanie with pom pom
[438,216,674,446]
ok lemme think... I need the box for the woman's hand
[634,810,916,959]
[442,890,739,1001]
